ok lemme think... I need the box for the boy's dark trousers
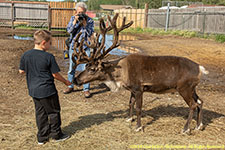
[33,93,62,142]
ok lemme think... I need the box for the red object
[86,11,96,18]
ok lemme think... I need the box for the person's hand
[73,19,76,25]
[73,17,78,25]
[65,80,72,86]
[73,14,79,25]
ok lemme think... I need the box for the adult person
[64,2,94,98]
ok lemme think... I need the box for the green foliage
[135,27,144,32]
[202,0,225,5]
[215,34,225,43]
[167,30,197,38]
[87,0,163,10]
[88,0,123,10]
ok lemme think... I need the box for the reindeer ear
[102,61,113,68]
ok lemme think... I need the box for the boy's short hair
[34,30,52,45]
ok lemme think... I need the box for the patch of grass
[15,26,48,30]
[15,34,33,37]
[215,34,225,43]
[122,27,225,43]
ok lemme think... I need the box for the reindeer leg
[126,92,135,122]
[183,104,197,134]
[193,90,204,130]
[195,101,203,130]
[135,91,143,132]
[178,86,198,135]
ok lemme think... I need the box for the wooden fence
[0,1,76,29]
[115,6,225,34]
[49,1,75,29]
[1,1,225,34]
[115,9,146,28]
[0,1,49,29]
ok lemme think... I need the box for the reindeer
[71,13,208,134]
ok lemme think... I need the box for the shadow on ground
[63,105,224,135]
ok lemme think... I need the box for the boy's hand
[65,80,72,86]
[52,72,72,86]
[19,69,25,74]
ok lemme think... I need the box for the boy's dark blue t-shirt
[19,49,60,98]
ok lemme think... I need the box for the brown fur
[74,53,207,133]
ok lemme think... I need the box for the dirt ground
[0,29,224,150]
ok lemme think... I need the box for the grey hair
[75,2,87,11]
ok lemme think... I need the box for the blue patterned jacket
[67,15,94,50]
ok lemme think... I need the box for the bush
[215,34,225,43]
[135,27,144,32]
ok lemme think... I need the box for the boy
[19,30,71,145]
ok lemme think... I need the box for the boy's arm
[19,54,25,74]
[52,72,72,86]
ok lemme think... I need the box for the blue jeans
[68,46,90,91]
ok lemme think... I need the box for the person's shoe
[63,87,73,94]
[54,133,70,142]
[38,140,48,145]
[84,91,91,98]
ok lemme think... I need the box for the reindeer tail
[199,66,209,75]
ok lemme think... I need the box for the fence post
[165,2,170,31]
[135,9,137,28]
[48,4,52,31]
[144,3,149,28]
[202,12,206,34]
[11,2,14,29]
[130,8,132,28]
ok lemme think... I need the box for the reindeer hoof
[195,123,204,131]
[182,129,191,135]
[135,126,143,132]
[126,117,134,122]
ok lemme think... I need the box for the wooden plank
[11,2,14,29]
[135,9,137,28]
[48,4,51,30]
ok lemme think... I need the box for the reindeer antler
[97,13,133,59]
[72,32,94,68]
[71,13,133,68]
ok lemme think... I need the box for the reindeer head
[72,13,133,86]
